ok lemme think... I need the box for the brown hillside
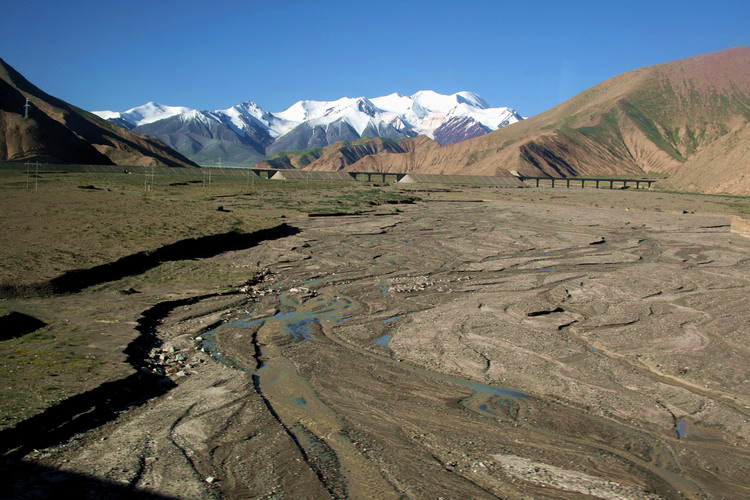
[0,78,113,164]
[302,136,440,172]
[0,58,197,168]
[335,47,750,193]
[664,121,750,194]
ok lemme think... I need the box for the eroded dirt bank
[6,199,750,499]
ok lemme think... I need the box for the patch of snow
[92,110,121,120]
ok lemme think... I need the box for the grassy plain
[0,170,414,285]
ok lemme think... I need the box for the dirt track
[5,196,750,499]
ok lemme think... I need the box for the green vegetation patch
[267,146,326,168]
[0,171,277,286]
[619,100,686,162]
[575,112,624,144]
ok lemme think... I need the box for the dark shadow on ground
[0,459,181,499]
[0,223,299,299]
[0,312,47,340]
[0,372,176,459]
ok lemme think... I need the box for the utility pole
[23,98,30,119]
[144,166,154,192]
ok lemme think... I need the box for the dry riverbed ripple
[8,198,750,499]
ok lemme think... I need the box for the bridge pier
[519,175,656,191]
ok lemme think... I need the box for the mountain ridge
[0,58,198,168]
[94,91,523,165]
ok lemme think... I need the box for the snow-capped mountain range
[94,91,523,165]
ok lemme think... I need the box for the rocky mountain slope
[339,47,750,194]
[0,59,198,168]
[133,108,275,165]
[94,92,523,165]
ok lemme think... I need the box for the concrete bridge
[518,176,657,190]
[347,171,406,183]
[250,169,656,188]
[249,169,406,182]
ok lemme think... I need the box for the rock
[177,371,188,377]
[205,476,216,484]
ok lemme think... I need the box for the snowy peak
[268,90,521,140]
[370,93,414,114]
[455,91,490,109]
[354,97,378,117]
[213,101,294,138]
[410,90,489,112]
[94,90,523,164]
[93,102,195,129]
[275,96,373,122]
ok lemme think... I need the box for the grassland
[0,170,415,286]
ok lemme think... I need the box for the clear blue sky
[2,0,748,116]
